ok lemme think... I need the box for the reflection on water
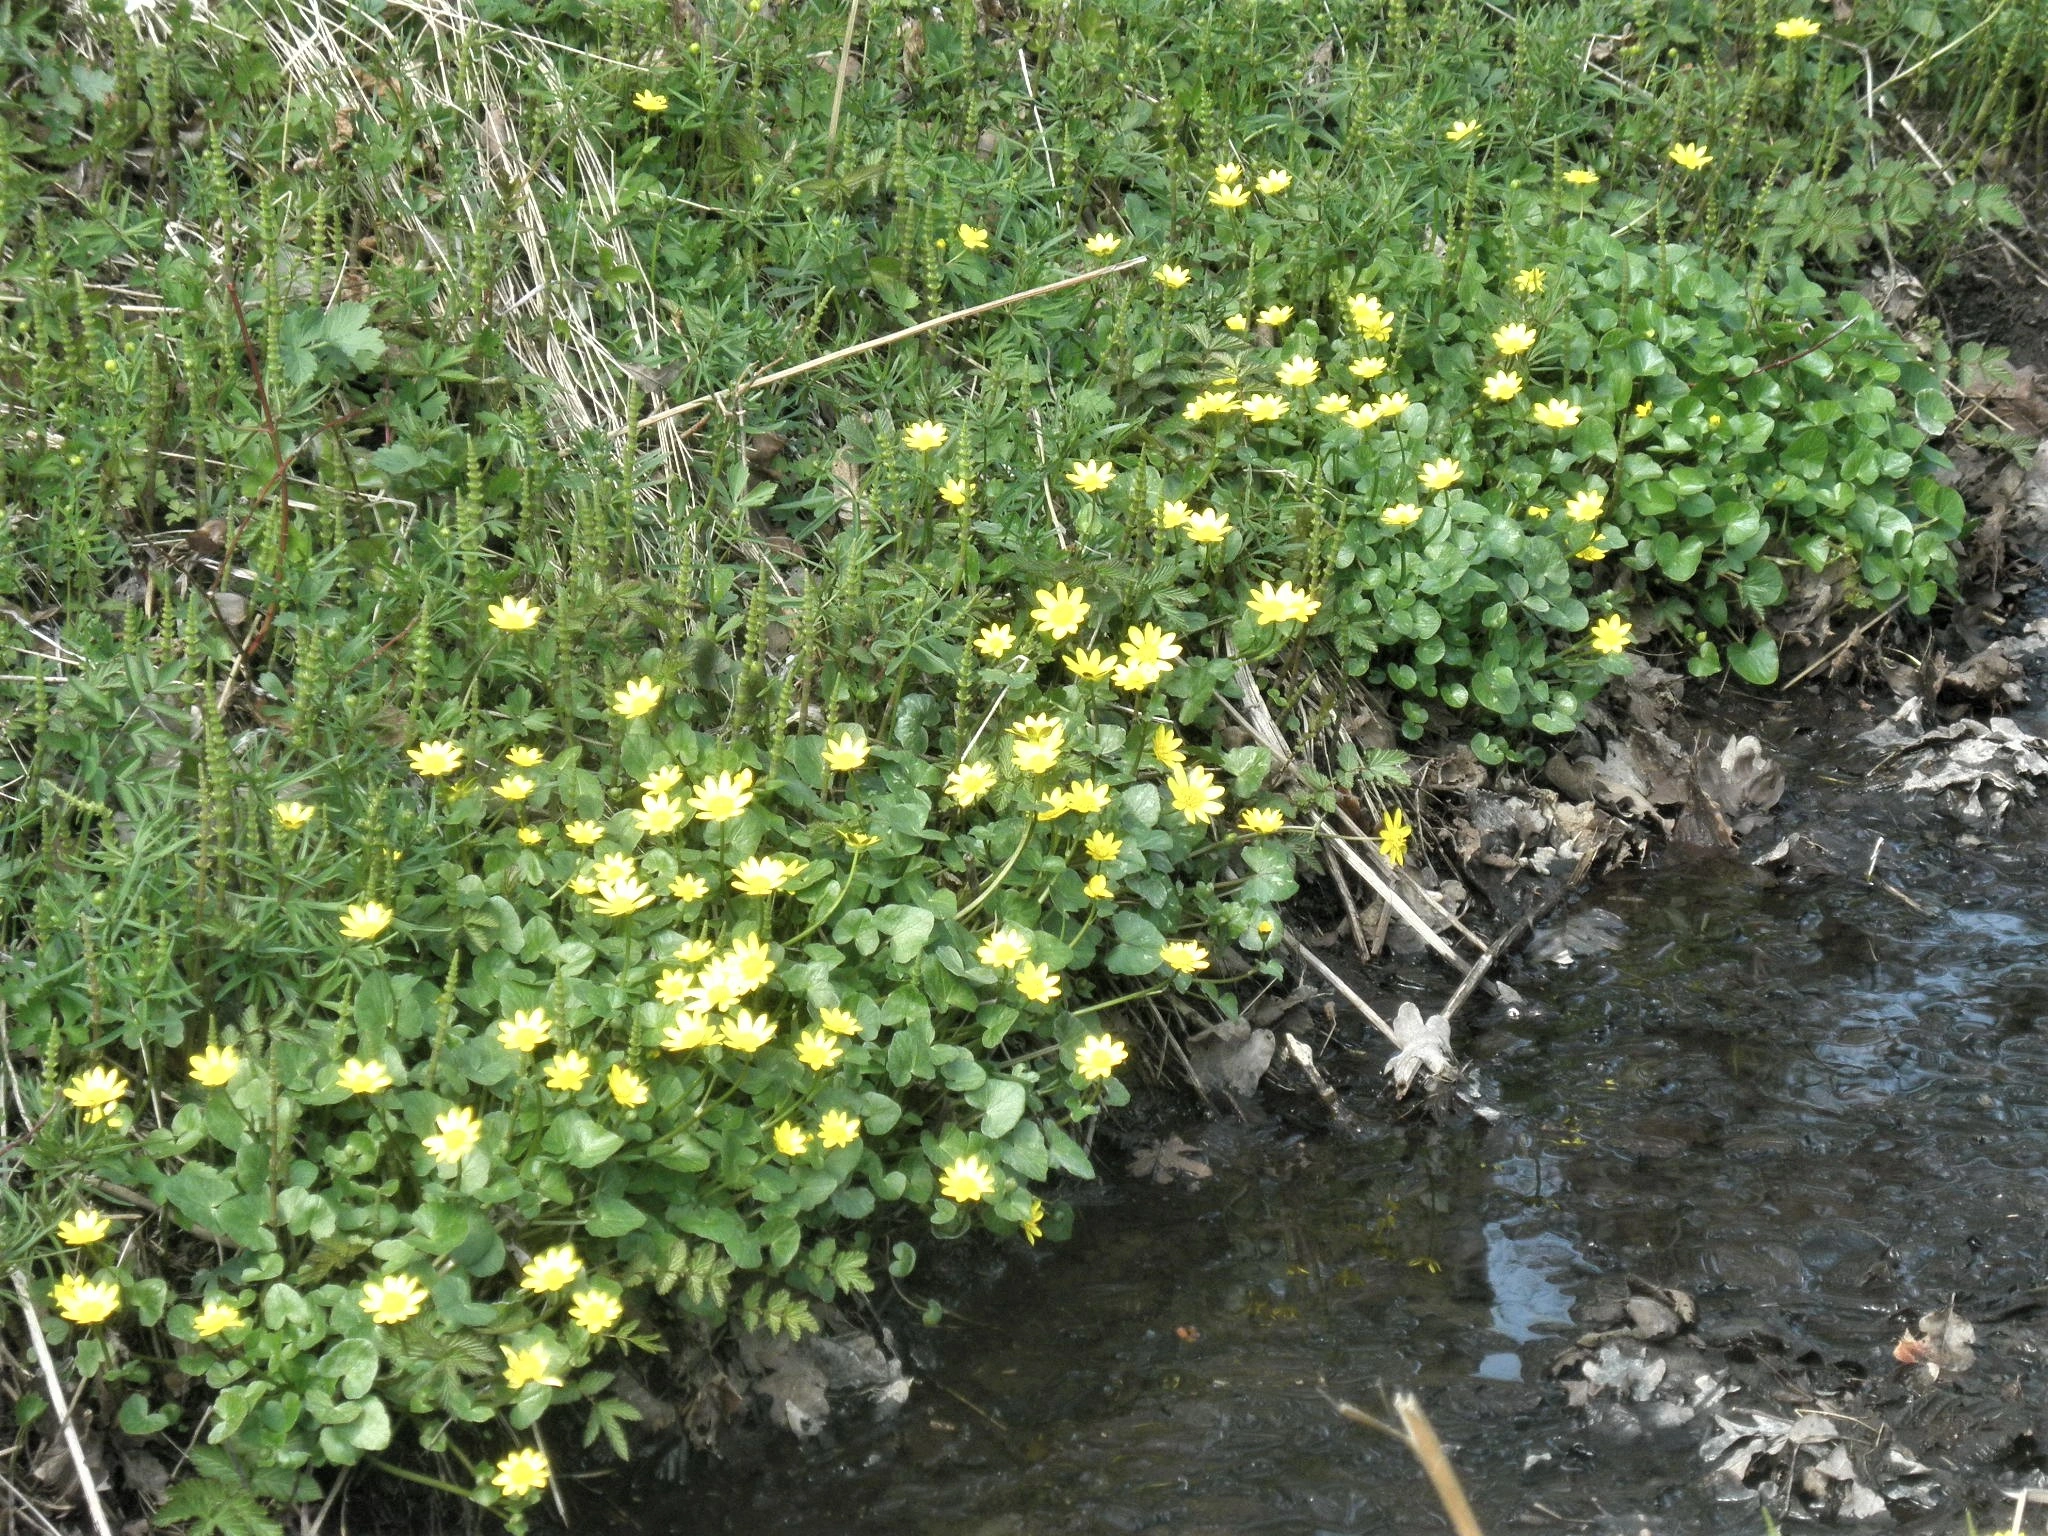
[657,714,2048,1535]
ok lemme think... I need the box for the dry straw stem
[1331,1390,1486,1536]
[635,256,1149,432]
[9,1271,115,1536]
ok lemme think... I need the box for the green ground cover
[0,0,2039,1524]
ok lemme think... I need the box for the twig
[8,1272,116,1536]
[1439,851,1592,1027]
[1282,935,1398,1048]
[1890,111,2048,285]
[635,257,1146,432]
[1330,1391,1486,1536]
[1280,1031,1360,1129]
[824,0,859,154]
[1781,599,1903,688]
[1016,47,1058,190]
[1314,820,1471,971]
[0,1468,71,1536]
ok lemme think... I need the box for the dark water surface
[659,701,2048,1534]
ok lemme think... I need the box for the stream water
[657,695,2048,1534]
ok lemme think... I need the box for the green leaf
[874,905,936,962]
[979,1079,1028,1139]
[1727,630,1780,684]
[587,1196,648,1238]
[543,1110,624,1169]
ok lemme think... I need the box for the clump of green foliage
[0,0,2030,1526]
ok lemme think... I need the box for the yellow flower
[1418,457,1464,492]
[817,1109,862,1148]
[1512,267,1546,294]
[51,1274,120,1325]
[1183,389,1237,422]
[564,819,605,846]
[569,874,598,897]
[1576,539,1611,562]
[1074,1033,1129,1080]
[1208,183,1251,209]
[1634,400,1655,419]
[640,762,688,791]
[902,420,949,452]
[1066,459,1115,493]
[545,1051,591,1091]
[669,873,709,902]
[1064,648,1114,682]
[338,1058,393,1095]
[1151,726,1187,767]
[487,596,544,632]
[491,774,535,802]
[1668,142,1713,171]
[1378,808,1413,866]
[422,1106,483,1164]
[944,760,998,806]
[1184,508,1232,544]
[1348,354,1389,380]
[520,1245,584,1294]
[589,875,656,916]
[1348,294,1394,341]
[62,1066,130,1124]
[272,801,317,830]
[1375,389,1412,417]
[822,730,870,772]
[974,624,1015,658]
[689,768,755,822]
[1245,580,1320,626]
[516,827,545,850]
[1563,167,1600,186]
[492,1449,551,1501]
[359,1274,426,1326]
[731,856,797,896]
[940,475,976,505]
[1341,405,1381,431]
[631,791,685,836]
[772,1120,812,1157]
[1119,625,1181,675]
[1525,504,1552,520]
[1481,370,1523,402]
[570,1289,623,1334]
[1084,829,1124,862]
[794,1029,843,1071]
[720,1011,777,1053]
[192,1299,245,1338]
[1316,392,1353,414]
[1276,354,1319,388]
[1254,167,1292,195]
[1380,502,1422,527]
[1446,119,1480,142]
[1166,763,1225,825]
[1590,614,1635,655]
[188,1044,241,1087]
[607,1063,649,1108]
[1022,1198,1045,1244]
[632,89,667,113]
[940,1154,998,1203]
[1031,581,1089,638]
[1064,779,1114,816]
[58,1208,111,1246]
[1225,313,1250,332]
[611,676,663,718]
[503,1343,564,1391]
[1014,962,1062,1004]
[1256,304,1295,326]
[1083,231,1123,255]
[1531,397,1582,430]
[1564,487,1606,523]
[1239,806,1287,835]
[675,936,720,964]
[1492,321,1537,356]
[1154,263,1191,289]
[976,928,1032,970]
[1774,15,1820,38]
[957,223,990,249]
[1212,161,1243,184]
[496,1009,552,1053]
[814,1007,859,1039]
[1012,730,1064,777]
[407,740,464,777]
[1239,392,1289,422]
[1084,873,1114,900]
[661,1011,717,1052]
